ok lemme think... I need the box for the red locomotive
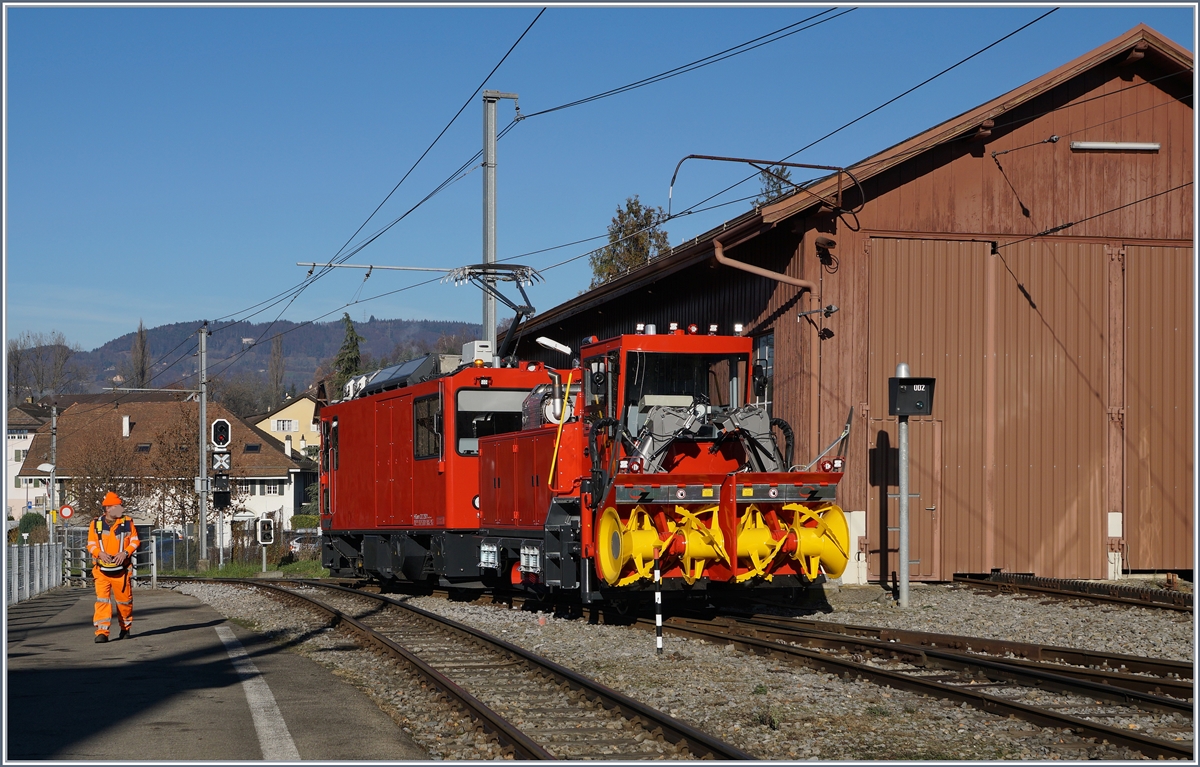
[319,324,850,602]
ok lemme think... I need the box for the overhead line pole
[198,322,209,569]
[483,90,518,359]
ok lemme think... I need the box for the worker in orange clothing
[87,492,140,643]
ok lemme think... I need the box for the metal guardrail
[6,543,66,606]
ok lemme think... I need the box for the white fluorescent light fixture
[1069,141,1160,152]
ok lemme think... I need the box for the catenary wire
[669,8,1059,220]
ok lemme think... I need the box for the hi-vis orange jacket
[88,516,140,575]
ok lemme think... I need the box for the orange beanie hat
[102,492,123,507]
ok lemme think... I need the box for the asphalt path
[6,585,428,760]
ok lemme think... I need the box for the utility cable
[671,8,1059,219]
[520,8,849,118]
[995,181,1193,250]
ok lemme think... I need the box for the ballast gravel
[176,581,1194,761]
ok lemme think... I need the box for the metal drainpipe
[713,240,818,292]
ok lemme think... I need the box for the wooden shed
[515,25,1193,582]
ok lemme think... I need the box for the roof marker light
[635,323,645,334]
[734,323,745,335]
[687,324,699,335]
[708,324,718,335]
[668,322,679,332]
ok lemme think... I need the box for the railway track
[953,572,1193,612]
[719,613,1193,698]
[232,579,751,760]
[635,612,1193,759]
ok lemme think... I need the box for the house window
[237,480,253,495]
[265,482,281,495]
[274,419,297,432]
[135,443,152,453]
[244,443,262,453]
[413,395,441,460]
[310,421,319,432]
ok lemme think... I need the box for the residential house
[6,402,51,519]
[254,392,320,462]
[18,399,317,543]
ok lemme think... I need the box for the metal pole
[896,361,910,609]
[49,406,56,545]
[262,545,267,574]
[198,322,209,568]
[482,90,517,359]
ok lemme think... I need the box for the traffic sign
[212,452,231,471]
[59,504,74,519]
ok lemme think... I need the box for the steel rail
[236,580,554,759]
[291,580,755,760]
[954,573,1193,612]
[732,614,1194,680]
[669,617,1191,715]
[639,617,1193,760]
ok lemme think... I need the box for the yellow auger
[783,502,850,579]
[596,504,731,586]
[735,505,790,582]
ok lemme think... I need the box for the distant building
[254,392,320,461]
[6,403,52,519]
[18,400,317,538]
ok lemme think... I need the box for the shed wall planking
[1123,245,1194,570]
[858,62,1192,242]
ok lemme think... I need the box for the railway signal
[212,475,231,510]
[212,451,230,471]
[256,517,274,545]
[211,418,231,449]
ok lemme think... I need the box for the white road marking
[215,625,302,761]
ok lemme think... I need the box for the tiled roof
[17,400,307,480]
[7,405,50,429]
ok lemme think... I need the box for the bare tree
[145,402,199,529]
[209,371,268,417]
[62,433,140,522]
[268,334,285,411]
[24,330,90,398]
[127,320,152,389]
[7,332,32,403]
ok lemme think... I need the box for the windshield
[622,352,747,434]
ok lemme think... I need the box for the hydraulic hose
[589,418,620,511]
[770,417,795,470]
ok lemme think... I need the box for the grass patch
[753,707,781,730]
[752,684,768,695]
[864,705,891,716]
[158,559,329,579]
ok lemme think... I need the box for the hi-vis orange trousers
[93,567,132,637]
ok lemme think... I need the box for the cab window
[455,389,528,455]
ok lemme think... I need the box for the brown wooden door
[865,418,942,581]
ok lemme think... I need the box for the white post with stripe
[654,551,662,655]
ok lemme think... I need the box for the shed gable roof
[517,24,1191,337]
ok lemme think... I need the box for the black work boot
[95,634,109,643]
[118,628,131,640]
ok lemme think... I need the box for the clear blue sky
[4,4,1194,353]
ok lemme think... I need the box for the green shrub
[18,512,47,534]
[290,514,318,530]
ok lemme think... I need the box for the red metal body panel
[323,364,555,532]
